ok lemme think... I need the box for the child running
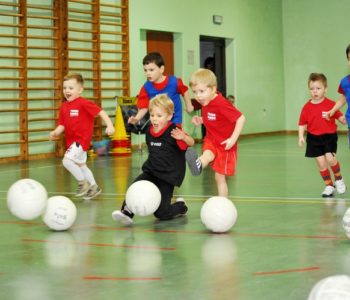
[298,73,346,197]
[185,68,246,197]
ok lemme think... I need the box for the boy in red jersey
[185,68,246,197]
[49,73,115,200]
[298,73,346,197]
[128,52,193,126]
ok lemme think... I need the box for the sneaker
[83,184,102,200]
[322,185,335,198]
[112,210,133,226]
[175,197,188,216]
[76,180,90,196]
[185,148,202,176]
[335,179,346,194]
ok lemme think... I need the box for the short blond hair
[149,94,174,115]
[64,72,84,85]
[189,68,217,88]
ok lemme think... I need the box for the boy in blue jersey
[128,52,193,126]
[328,44,350,142]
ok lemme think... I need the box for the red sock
[320,169,333,186]
[331,162,342,181]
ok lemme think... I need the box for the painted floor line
[252,266,320,276]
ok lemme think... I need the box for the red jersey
[202,93,242,151]
[137,76,188,109]
[58,97,101,150]
[298,97,342,135]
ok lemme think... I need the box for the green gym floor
[1,134,350,300]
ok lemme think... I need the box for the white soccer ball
[43,196,77,231]
[125,180,161,216]
[7,178,48,220]
[308,275,350,300]
[342,208,350,238]
[200,196,237,233]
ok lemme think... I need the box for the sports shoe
[185,148,202,176]
[76,180,90,196]
[83,184,102,200]
[335,179,346,194]
[175,197,188,216]
[322,185,335,198]
[112,210,133,226]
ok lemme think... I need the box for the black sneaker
[185,148,202,176]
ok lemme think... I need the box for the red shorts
[203,138,237,176]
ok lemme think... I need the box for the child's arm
[337,115,347,125]
[328,94,346,118]
[128,108,148,125]
[298,125,306,147]
[191,115,203,126]
[171,127,195,147]
[183,91,194,113]
[49,125,65,140]
[221,114,246,150]
[98,110,115,135]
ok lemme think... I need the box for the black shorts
[305,132,338,158]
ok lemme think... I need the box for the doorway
[146,30,174,75]
[200,36,226,96]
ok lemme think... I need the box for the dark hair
[142,52,165,67]
[308,73,327,87]
[346,44,350,58]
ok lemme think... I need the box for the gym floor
[1,134,350,300]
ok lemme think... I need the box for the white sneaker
[335,179,346,194]
[112,210,133,226]
[322,185,335,198]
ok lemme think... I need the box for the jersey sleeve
[136,86,150,109]
[177,78,189,96]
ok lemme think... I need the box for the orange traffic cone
[110,105,131,156]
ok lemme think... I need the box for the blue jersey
[339,75,350,125]
[144,75,182,124]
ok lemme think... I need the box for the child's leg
[315,155,335,197]
[153,179,187,220]
[185,148,215,176]
[215,172,228,197]
[325,153,346,194]
[80,165,96,185]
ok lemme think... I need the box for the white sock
[80,165,96,186]
[62,158,84,181]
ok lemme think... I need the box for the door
[146,30,174,75]
[200,36,226,96]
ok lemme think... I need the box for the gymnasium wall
[282,0,350,132]
[128,0,285,137]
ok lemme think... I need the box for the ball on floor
[200,196,237,233]
[125,180,161,216]
[7,178,48,220]
[308,275,350,299]
[43,196,77,231]
[342,208,350,238]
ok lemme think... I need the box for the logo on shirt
[70,109,79,117]
[322,111,327,119]
[150,142,162,147]
[207,112,216,121]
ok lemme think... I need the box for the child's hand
[192,115,203,126]
[221,137,235,150]
[298,137,305,147]
[128,116,139,125]
[105,125,115,136]
[324,110,333,120]
[49,131,57,141]
[171,127,185,140]
[338,116,347,125]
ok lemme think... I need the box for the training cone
[110,105,131,156]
